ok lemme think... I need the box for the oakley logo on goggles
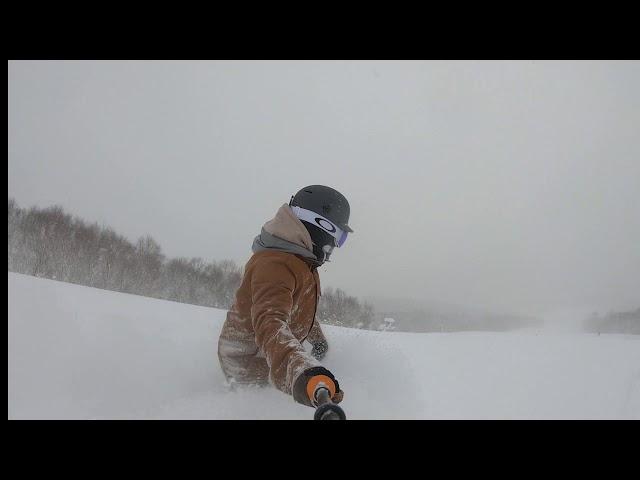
[291,206,348,247]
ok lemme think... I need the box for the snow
[8,272,640,419]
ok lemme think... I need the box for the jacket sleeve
[250,257,320,397]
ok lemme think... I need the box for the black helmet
[289,185,353,233]
[289,185,353,265]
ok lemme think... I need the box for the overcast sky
[8,60,640,315]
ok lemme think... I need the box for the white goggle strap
[291,206,345,247]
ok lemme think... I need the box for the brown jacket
[217,205,328,404]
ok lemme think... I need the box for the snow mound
[8,272,640,419]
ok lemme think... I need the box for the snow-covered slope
[8,272,640,419]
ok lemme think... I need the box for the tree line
[8,198,376,328]
[318,286,376,330]
[584,308,640,335]
[374,309,543,333]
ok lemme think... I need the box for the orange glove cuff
[306,374,336,403]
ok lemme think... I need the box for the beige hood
[262,204,314,252]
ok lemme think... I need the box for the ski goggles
[291,206,348,247]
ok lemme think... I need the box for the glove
[331,389,344,404]
[292,366,344,407]
[310,339,328,360]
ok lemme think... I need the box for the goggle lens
[337,230,348,248]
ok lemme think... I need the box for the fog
[8,60,640,319]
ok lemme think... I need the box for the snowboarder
[217,185,352,409]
